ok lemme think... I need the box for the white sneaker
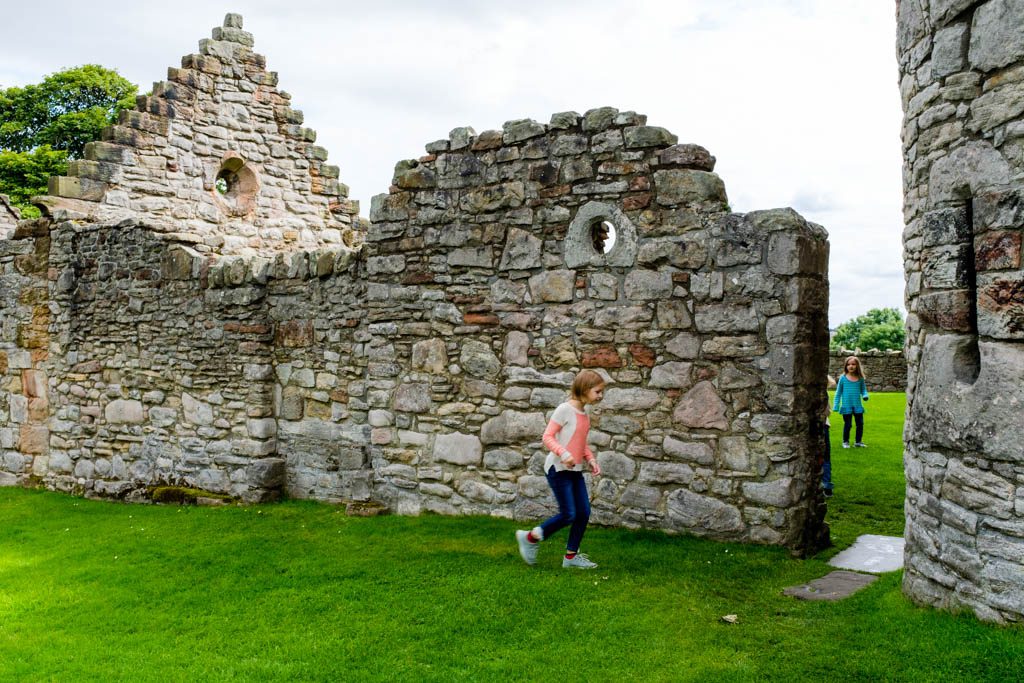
[854,442,867,448]
[515,530,539,566]
[842,443,851,449]
[562,553,598,569]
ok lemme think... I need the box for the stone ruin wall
[352,111,831,547]
[0,14,831,551]
[0,195,20,238]
[828,349,908,392]
[897,0,1024,622]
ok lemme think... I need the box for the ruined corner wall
[0,215,361,503]
[898,0,1024,622]
[0,222,51,484]
[828,349,908,392]
[350,107,830,549]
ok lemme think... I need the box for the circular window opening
[211,156,259,217]
[591,219,617,255]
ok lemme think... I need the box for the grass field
[2,393,1022,681]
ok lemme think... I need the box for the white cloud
[0,0,907,326]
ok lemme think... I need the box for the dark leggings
[842,412,864,444]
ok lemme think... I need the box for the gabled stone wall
[0,14,831,552]
[897,0,1024,623]
[39,14,360,256]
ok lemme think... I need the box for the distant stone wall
[898,0,1024,623]
[0,14,833,553]
[828,350,907,392]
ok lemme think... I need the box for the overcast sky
[0,0,905,327]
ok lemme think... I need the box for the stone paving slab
[783,570,878,601]
[829,534,905,574]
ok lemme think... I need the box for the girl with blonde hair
[515,370,604,569]
[833,355,869,448]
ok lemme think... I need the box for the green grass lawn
[825,392,908,550]
[2,393,1021,681]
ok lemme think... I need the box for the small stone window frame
[564,201,638,269]
[211,153,259,217]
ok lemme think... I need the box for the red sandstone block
[629,176,651,191]
[582,347,623,368]
[623,193,651,211]
[464,313,499,325]
[19,425,48,454]
[976,231,1022,271]
[629,344,656,367]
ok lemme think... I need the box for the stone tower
[897,0,1024,623]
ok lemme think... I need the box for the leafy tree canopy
[0,65,137,217]
[1,64,137,156]
[830,307,905,352]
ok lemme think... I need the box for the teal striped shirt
[833,375,869,414]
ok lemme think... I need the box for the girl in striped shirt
[833,356,869,448]
[516,370,604,569]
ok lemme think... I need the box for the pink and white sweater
[542,402,595,473]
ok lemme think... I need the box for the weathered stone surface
[969,0,1024,72]
[673,382,728,430]
[105,399,144,424]
[932,23,970,79]
[480,410,546,445]
[663,437,714,465]
[393,383,432,413]
[657,144,716,171]
[694,304,759,333]
[649,361,693,389]
[624,270,673,300]
[743,477,798,507]
[460,340,501,379]
[666,488,744,534]
[638,462,694,485]
[596,451,636,480]
[412,338,447,373]
[654,170,727,206]
[499,227,543,271]
[601,387,660,411]
[528,269,575,303]
[182,393,214,426]
[433,432,482,466]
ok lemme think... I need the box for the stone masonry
[0,15,831,551]
[0,195,19,239]
[898,0,1024,622]
[828,349,908,392]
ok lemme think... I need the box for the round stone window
[212,155,259,217]
[565,201,637,269]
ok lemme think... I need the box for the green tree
[0,146,68,211]
[1,65,137,217]
[830,307,906,352]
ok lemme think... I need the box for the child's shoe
[515,530,539,566]
[854,442,867,448]
[842,442,851,449]
[823,488,834,498]
[562,553,598,569]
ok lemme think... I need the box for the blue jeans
[842,412,864,444]
[540,467,591,552]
